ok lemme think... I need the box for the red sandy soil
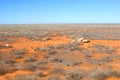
[0,36,120,80]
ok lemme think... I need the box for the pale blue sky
[0,0,120,24]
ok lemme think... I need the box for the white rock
[5,44,9,47]
[82,39,90,43]
[41,37,51,41]
[77,37,84,42]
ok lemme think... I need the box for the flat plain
[0,24,120,80]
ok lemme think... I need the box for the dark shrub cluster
[32,60,49,70]
[63,60,82,66]
[48,76,59,80]
[0,37,9,42]
[87,56,113,65]
[0,67,9,75]
[13,74,38,80]
[4,58,16,64]
[81,48,93,57]
[100,56,113,63]
[19,63,36,71]
[24,56,37,62]
[65,69,87,80]
[12,49,27,59]
[93,44,116,54]
[47,49,57,55]
[65,42,80,51]
[51,67,66,76]
[12,49,27,55]
[49,57,63,63]
[33,60,47,66]
[35,70,46,77]
[0,65,17,76]
[34,47,41,52]
[0,44,13,49]
[54,44,65,49]
[34,46,55,52]
[90,68,120,80]
[0,52,3,60]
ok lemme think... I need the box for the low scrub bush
[90,68,114,80]
[0,67,9,75]
[47,49,57,55]
[81,49,93,57]
[0,52,3,59]
[19,63,36,71]
[93,44,116,54]
[65,69,87,80]
[24,57,37,62]
[13,49,27,55]
[51,67,66,75]
[33,60,47,67]
[48,76,59,80]
[0,44,13,49]
[0,37,9,42]
[63,60,82,66]
[35,70,46,77]
[33,60,48,70]
[12,49,27,59]
[65,42,80,51]
[49,57,63,63]
[54,44,65,49]
[13,74,38,80]
[34,47,41,52]
[4,58,16,64]
[0,65,17,76]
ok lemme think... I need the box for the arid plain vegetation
[0,24,120,80]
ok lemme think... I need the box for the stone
[77,37,84,42]
[82,39,90,43]
[41,37,51,41]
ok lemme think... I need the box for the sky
[0,0,120,24]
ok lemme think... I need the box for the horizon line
[0,23,120,25]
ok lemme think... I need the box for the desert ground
[0,24,120,80]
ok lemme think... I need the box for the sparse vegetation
[33,60,48,67]
[81,48,93,57]
[93,44,116,54]
[32,60,49,70]
[0,37,9,42]
[13,74,38,80]
[48,76,59,80]
[35,70,46,77]
[4,58,16,64]
[49,57,63,63]
[47,49,57,55]
[24,56,37,62]
[65,69,87,80]
[0,67,9,75]
[0,65,17,76]
[34,47,41,52]
[0,24,120,80]
[90,68,119,80]
[63,60,82,66]
[20,63,36,71]
[51,67,66,75]
[12,49,27,55]
[12,49,27,59]
[0,44,13,49]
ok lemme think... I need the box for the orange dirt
[0,36,120,80]
[12,36,71,52]
[0,70,33,80]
